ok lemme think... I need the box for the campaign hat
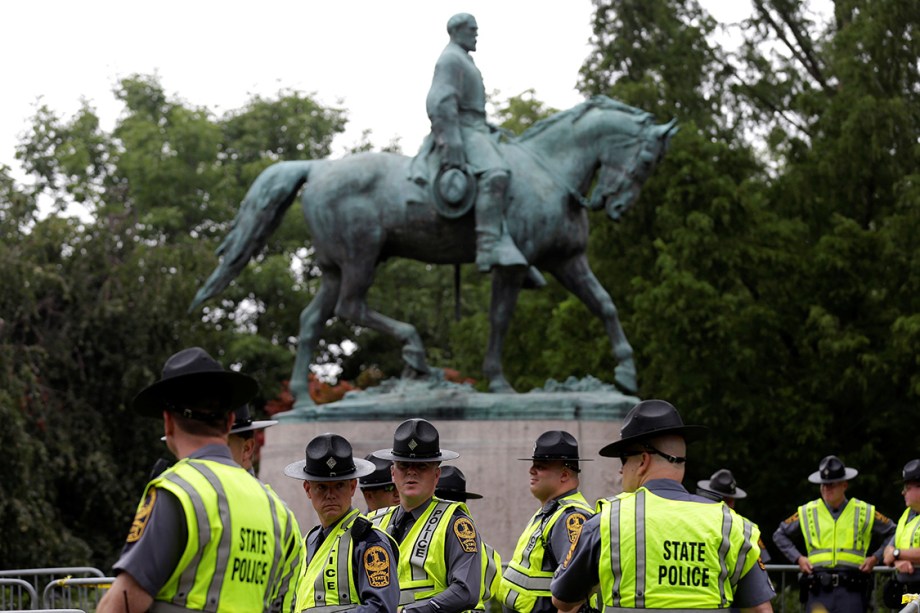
[903,459,920,483]
[283,433,376,482]
[359,454,395,490]
[133,347,258,418]
[435,465,482,502]
[518,430,593,463]
[697,468,747,500]
[599,399,708,457]
[230,404,278,435]
[807,455,858,484]
[372,418,459,462]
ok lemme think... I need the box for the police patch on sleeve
[876,511,891,524]
[566,513,587,543]
[364,545,390,588]
[453,517,478,553]
[127,488,157,543]
[783,512,799,524]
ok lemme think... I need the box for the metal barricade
[42,576,114,610]
[0,578,39,610]
[766,563,898,613]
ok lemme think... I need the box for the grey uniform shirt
[391,497,482,613]
[304,508,400,612]
[550,479,775,608]
[112,444,237,596]
[772,496,895,566]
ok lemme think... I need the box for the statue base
[261,375,637,555]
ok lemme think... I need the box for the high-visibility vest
[500,492,593,612]
[370,498,476,608]
[893,509,920,549]
[798,498,875,568]
[297,509,363,612]
[148,458,300,613]
[596,488,761,610]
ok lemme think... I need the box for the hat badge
[408,439,418,450]
[327,457,337,469]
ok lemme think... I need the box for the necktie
[392,511,411,543]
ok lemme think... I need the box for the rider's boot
[475,172,527,272]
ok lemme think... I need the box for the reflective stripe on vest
[374,498,467,604]
[894,509,920,549]
[150,458,286,613]
[500,492,593,612]
[298,509,361,610]
[598,489,761,609]
[799,498,875,568]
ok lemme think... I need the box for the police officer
[550,399,774,613]
[773,455,894,613]
[98,347,303,613]
[500,430,594,613]
[881,460,920,607]
[370,418,482,612]
[283,433,399,612]
[436,465,503,612]
[697,469,771,563]
[227,404,278,475]
[360,454,401,512]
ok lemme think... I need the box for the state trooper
[882,459,920,608]
[227,403,278,475]
[369,418,482,612]
[284,433,399,612]
[98,347,303,613]
[551,399,774,613]
[697,468,771,563]
[360,454,401,513]
[500,430,594,613]
[773,455,894,613]
[436,465,503,611]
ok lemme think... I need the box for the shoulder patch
[364,545,390,587]
[562,531,581,569]
[453,516,478,553]
[876,510,892,524]
[783,512,799,525]
[566,512,587,543]
[127,488,157,543]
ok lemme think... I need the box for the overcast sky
[1,0,755,183]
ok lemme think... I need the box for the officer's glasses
[617,450,644,464]
[903,483,920,494]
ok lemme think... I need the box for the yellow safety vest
[798,498,875,568]
[297,509,363,612]
[370,498,471,607]
[893,509,920,549]
[500,492,593,612]
[149,458,299,613]
[597,488,761,609]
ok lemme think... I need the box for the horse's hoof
[401,347,430,374]
[614,363,638,395]
[401,365,430,380]
[488,378,516,394]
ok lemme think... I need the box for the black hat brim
[372,448,460,462]
[283,457,376,482]
[517,456,594,462]
[696,480,747,499]
[133,370,259,418]
[807,467,858,484]
[436,489,483,500]
[598,424,709,457]
[231,419,278,434]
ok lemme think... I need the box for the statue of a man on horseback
[412,13,526,272]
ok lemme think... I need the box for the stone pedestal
[257,379,636,557]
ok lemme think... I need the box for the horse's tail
[190,160,314,311]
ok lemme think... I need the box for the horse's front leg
[483,266,527,393]
[290,269,341,408]
[547,254,637,394]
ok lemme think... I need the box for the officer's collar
[823,495,849,513]
[540,488,580,514]
[400,497,434,519]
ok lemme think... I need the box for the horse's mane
[516,95,653,143]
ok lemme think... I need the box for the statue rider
[425,13,527,272]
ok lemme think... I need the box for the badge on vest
[566,513,587,543]
[364,545,391,587]
[454,517,479,553]
[128,488,157,543]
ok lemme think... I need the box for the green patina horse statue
[192,96,677,406]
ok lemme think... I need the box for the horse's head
[582,99,678,220]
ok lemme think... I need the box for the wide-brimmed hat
[283,433,376,482]
[230,404,278,435]
[697,469,747,500]
[372,418,459,463]
[903,460,920,483]
[518,430,593,463]
[808,455,858,484]
[133,347,258,418]
[599,399,708,457]
[359,454,395,490]
[436,465,482,501]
